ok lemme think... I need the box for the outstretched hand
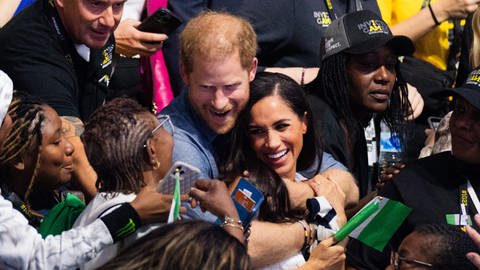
[189,179,237,218]
[306,174,347,225]
[435,0,479,21]
[466,214,480,268]
[190,179,244,243]
[114,19,168,57]
[131,186,187,224]
[300,237,346,270]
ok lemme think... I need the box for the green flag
[334,196,411,251]
[167,172,181,223]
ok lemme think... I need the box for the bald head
[180,11,257,74]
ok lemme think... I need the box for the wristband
[100,203,142,242]
[428,4,440,26]
[297,220,311,252]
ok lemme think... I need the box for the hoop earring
[152,160,160,170]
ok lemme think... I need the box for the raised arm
[248,220,305,268]
[61,116,97,201]
[0,186,177,270]
[384,0,478,41]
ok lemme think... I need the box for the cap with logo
[321,10,414,60]
[443,67,480,110]
[0,70,13,127]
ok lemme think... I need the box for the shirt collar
[75,44,91,62]
[181,91,218,143]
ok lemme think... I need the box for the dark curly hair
[410,223,478,270]
[82,98,153,194]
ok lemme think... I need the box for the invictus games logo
[324,37,341,53]
[101,44,114,69]
[467,70,480,86]
[314,11,331,27]
[357,19,390,35]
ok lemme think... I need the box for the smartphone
[157,161,200,194]
[137,8,182,35]
[214,178,264,228]
[427,116,442,130]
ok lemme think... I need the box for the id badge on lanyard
[446,179,480,228]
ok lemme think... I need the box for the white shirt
[0,191,113,270]
[74,192,161,270]
[122,0,145,21]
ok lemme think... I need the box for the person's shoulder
[393,152,453,187]
[74,193,135,226]
[0,2,53,46]
[404,151,452,171]
[162,95,202,136]
[306,93,337,121]
[0,6,63,70]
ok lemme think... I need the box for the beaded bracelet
[221,216,244,231]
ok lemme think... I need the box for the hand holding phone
[137,8,182,35]
[157,161,200,194]
[222,177,264,228]
[427,116,442,130]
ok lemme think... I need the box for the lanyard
[467,180,480,214]
[324,0,337,20]
[456,179,480,227]
[44,0,76,69]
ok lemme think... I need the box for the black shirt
[347,151,480,269]
[0,0,115,121]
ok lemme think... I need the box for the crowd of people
[1,0,480,270]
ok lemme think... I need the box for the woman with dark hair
[349,66,480,269]
[222,72,347,269]
[77,97,244,269]
[304,10,414,197]
[74,98,178,269]
[0,91,76,228]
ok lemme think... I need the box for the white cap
[0,70,13,127]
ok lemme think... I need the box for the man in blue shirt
[162,11,358,268]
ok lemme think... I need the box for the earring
[152,160,160,170]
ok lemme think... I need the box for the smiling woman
[0,91,76,228]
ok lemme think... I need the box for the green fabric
[38,193,86,238]
[334,196,411,251]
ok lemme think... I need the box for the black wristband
[100,203,142,243]
[428,3,440,26]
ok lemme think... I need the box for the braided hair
[0,91,46,213]
[82,98,153,194]
[305,52,411,158]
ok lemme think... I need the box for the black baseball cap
[443,68,480,110]
[321,10,414,60]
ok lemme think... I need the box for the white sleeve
[0,194,113,270]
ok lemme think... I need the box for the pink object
[141,0,174,113]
